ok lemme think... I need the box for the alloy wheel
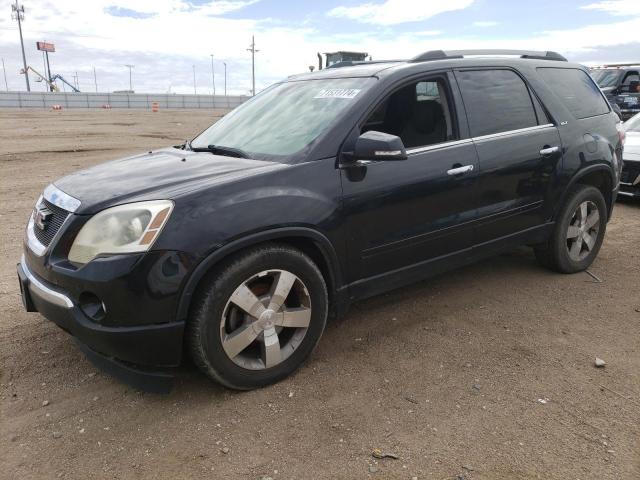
[219,269,312,370]
[566,200,600,262]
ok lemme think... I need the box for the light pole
[93,66,97,92]
[124,64,134,92]
[44,48,51,88]
[224,62,227,96]
[11,0,30,91]
[192,64,196,94]
[2,58,8,91]
[41,51,47,91]
[247,35,259,96]
[210,54,215,97]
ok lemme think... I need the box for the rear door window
[537,68,610,119]
[455,69,539,137]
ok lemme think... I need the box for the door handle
[539,146,560,156]
[447,164,474,176]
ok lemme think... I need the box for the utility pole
[124,64,134,92]
[2,58,8,91]
[224,62,227,96]
[192,64,196,94]
[210,54,215,97]
[246,35,259,96]
[11,0,30,91]
[93,66,98,92]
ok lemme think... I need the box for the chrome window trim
[406,138,473,155]
[20,255,73,309]
[472,123,555,142]
[44,184,81,213]
[405,124,555,156]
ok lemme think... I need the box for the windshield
[191,77,375,160]
[591,70,623,88]
[624,113,640,132]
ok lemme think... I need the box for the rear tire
[534,185,607,273]
[186,244,328,390]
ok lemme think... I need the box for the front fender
[154,158,346,322]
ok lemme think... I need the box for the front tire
[186,244,328,390]
[535,185,607,273]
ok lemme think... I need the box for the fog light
[79,292,106,323]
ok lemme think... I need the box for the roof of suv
[288,49,581,81]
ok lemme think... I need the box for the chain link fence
[0,91,248,109]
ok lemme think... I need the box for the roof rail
[410,49,567,63]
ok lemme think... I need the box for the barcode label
[314,88,361,99]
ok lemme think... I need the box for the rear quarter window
[537,68,610,119]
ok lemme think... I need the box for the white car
[620,113,640,198]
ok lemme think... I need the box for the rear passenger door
[455,68,563,246]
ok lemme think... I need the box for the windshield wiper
[191,144,249,158]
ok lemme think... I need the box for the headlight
[68,200,174,264]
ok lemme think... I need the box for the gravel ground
[1,108,639,480]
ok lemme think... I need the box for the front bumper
[17,257,185,391]
[618,159,640,198]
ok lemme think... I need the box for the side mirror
[351,131,408,162]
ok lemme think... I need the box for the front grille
[33,199,70,247]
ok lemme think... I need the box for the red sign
[36,42,55,52]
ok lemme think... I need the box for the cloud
[327,0,474,26]
[581,0,640,16]
[192,0,261,16]
[103,2,259,18]
[473,21,499,27]
[104,7,156,19]
[1,0,639,95]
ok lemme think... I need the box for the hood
[54,147,287,214]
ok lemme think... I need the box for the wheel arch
[558,165,615,221]
[176,227,346,323]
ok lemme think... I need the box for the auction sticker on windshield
[314,88,361,99]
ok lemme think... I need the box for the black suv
[17,49,623,391]
[591,65,640,120]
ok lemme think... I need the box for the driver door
[340,73,480,297]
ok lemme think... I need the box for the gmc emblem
[34,206,53,231]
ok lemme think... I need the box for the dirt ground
[0,108,639,480]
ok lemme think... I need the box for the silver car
[620,113,640,198]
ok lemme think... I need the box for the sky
[0,0,639,95]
